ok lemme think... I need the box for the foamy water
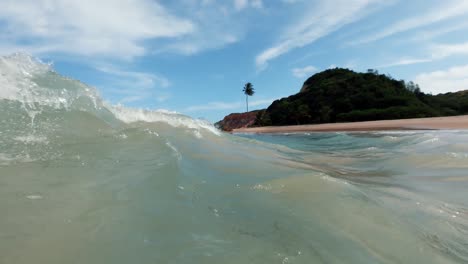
[1,54,467,263]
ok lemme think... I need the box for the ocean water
[1,54,468,264]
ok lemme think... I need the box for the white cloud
[353,0,468,44]
[255,0,385,69]
[249,99,276,107]
[95,65,171,104]
[378,40,468,69]
[0,0,263,60]
[0,0,194,58]
[378,58,433,68]
[186,98,276,112]
[411,21,468,42]
[97,66,170,89]
[431,42,468,59]
[414,64,468,95]
[234,0,248,10]
[157,1,257,55]
[163,34,238,55]
[234,0,263,11]
[292,65,317,78]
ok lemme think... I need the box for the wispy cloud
[97,66,170,89]
[0,0,268,59]
[95,66,171,104]
[292,65,317,78]
[162,34,239,55]
[158,1,261,55]
[410,21,468,42]
[378,58,433,68]
[185,98,276,112]
[255,0,386,69]
[377,39,468,69]
[0,0,194,59]
[352,0,468,45]
[431,41,468,59]
[414,64,468,95]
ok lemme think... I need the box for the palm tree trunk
[246,95,248,112]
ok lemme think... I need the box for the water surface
[1,54,467,263]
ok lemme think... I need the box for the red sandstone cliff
[215,110,261,131]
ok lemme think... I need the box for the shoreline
[232,115,468,134]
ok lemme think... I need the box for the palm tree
[242,82,255,112]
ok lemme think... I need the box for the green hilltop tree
[242,82,255,112]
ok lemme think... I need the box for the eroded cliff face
[215,110,261,131]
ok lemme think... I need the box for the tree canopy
[243,82,255,96]
[254,68,468,126]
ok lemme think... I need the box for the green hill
[254,68,468,126]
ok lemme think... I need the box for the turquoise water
[1,54,468,263]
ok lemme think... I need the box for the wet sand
[232,115,468,133]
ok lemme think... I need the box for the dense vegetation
[254,68,468,126]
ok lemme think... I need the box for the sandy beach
[232,115,468,133]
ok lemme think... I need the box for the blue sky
[1,0,468,122]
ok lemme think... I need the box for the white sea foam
[0,153,14,165]
[0,53,51,101]
[116,133,128,139]
[383,136,398,141]
[320,174,350,185]
[26,195,43,200]
[0,53,99,110]
[422,137,440,144]
[0,153,35,165]
[446,152,468,159]
[166,140,182,160]
[13,135,48,144]
[252,184,273,191]
[143,129,160,137]
[109,104,220,136]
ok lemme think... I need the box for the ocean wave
[0,53,219,136]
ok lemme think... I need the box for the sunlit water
[1,54,467,263]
